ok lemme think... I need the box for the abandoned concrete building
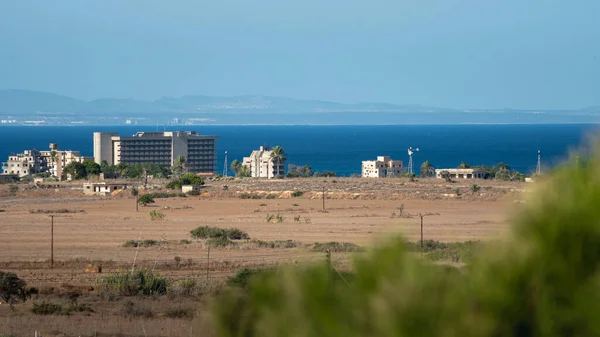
[93,131,218,173]
[1,143,90,178]
[361,156,405,178]
[83,182,129,196]
[242,146,285,179]
[435,168,486,180]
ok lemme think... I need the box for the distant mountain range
[0,89,599,125]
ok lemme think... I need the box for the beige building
[242,146,285,179]
[83,182,129,196]
[94,131,217,173]
[435,168,485,180]
[1,144,90,178]
[362,156,405,178]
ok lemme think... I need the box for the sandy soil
[0,177,526,336]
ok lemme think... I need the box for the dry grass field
[0,177,526,336]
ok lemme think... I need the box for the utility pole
[50,215,54,268]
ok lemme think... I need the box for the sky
[0,0,599,110]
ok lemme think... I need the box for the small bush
[471,184,481,193]
[186,190,200,196]
[208,237,236,248]
[294,215,301,222]
[266,194,277,199]
[227,268,276,289]
[309,242,363,253]
[100,269,167,296]
[123,240,160,248]
[149,210,166,221]
[0,271,29,310]
[275,214,284,223]
[292,203,299,207]
[291,191,304,197]
[31,301,63,315]
[190,226,249,240]
[7,184,18,196]
[259,203,267,206]
[131,187,139,197]
[171,279,198,296]
[252,240,300,249]
[239,193,263,199]
[165,307,195,319]
[266,214,275,222]
[137,194,155,206]
[180,239,192,245]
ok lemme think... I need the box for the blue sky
[0,0,599,109]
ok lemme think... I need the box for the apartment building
[1,144,90,178]
[93,131,217,173]
[361,156,405,178]
[242,146,285,178]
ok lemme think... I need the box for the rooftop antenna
[536,150,541,175]
[223,151,228,177]
[408,147,420,175]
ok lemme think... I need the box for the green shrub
[123,240,160,248]
[266,214,275,223]
[291,191,304,197]
[309,242,363,253]
[137,194,155,206]
[167,173,205,190]
[208,237,236,248]
[31,301,62,315]
[190,226,249,240]
[179,239,192,245]
[239,193,263,199]
[292,203,299,207]
[172,279,198,296]
[226,268,276,289]
[145,192,186,198]
[0,271,29,310]
[100,269,167,296]
[259,203,267,206]
[7,184,18,196]
[186,190,201,196]
[149,210,166,221]
[252,240,300,249]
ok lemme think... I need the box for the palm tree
[50,150,58,177]
[269,146,286,179]
[458,162,470,169]
[173,155,188,178]
[230,159,242,176]
[420,160,435,178]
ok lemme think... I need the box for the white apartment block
[1,144,90,178]
[361,156,405,178]
[242,146,285,179]
[94,131,218,173]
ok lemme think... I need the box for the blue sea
[0,125,597,176]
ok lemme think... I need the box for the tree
[440,170,452,182]
[458,162,470,169]
[167,173,205,189]
[231,160,243,176]
[173,155,188,178]
[64,161,87,180]
[238,165,251,178]
[270,146,287,178]
[137,194,155,206]
[420,160,435,178]
[83,160,101,177]
[0,271,29,311]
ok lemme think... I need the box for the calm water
[0,125,597,175]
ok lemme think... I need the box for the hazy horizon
[1,1,599,110]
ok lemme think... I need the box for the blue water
[0,125,597,176]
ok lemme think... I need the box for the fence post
[50,215,54,268]
[206,245,210,283]
[420,214,424,259]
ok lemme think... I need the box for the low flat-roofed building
[83,182,129,196]
[435,168,485,180]
[362,156,405,178]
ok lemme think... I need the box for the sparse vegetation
[137,194,155,206]
[266,213,284,223]
[275,214,284,223]
[207,236,236,248]
[149,210,166,221]
[404,240,481,263]
[309,242,362,253]
[239,193,263,199]
[7,184,18,196]
[123,239,160,248]
[291,191,304,197]
[266,214,275,222]
[100,269,167,296]
[292,203,299,206]
[227,268,276,289]
[252,240,300,249]
[266,194,277,199]
[144,192,186,198]
[471,184,481,193]
[294,215,301,222]
[186,189,201,196]
[190,226,249,240]
[179,239,192,245]
[165,307,195,319]
[259,203,267,206]
[27,208,85,214]
[120,300,154,318]
[31,301,93,316]
[171,279,198,296]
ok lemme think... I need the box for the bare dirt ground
[0,177,527,336]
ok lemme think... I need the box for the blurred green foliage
[211,149,600,337]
